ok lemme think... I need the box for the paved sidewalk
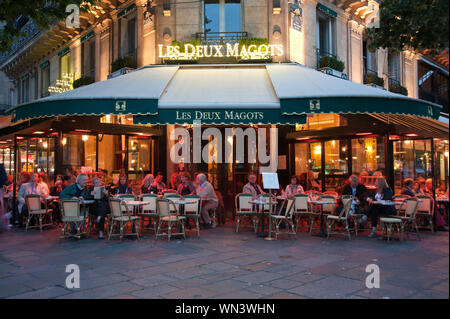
[0,224,448,299]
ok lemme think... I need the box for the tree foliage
[0,0,98,53]
[366,0,449,54]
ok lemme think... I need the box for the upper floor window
[204,0,241,34]
[363,38,377,78]
[118,14,137,60]
[81,38,95,79]
[316,11,336,57]
[388,51,400,83]
[40,63,50,98]
[20,75,29,104]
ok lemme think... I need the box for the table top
[82,200,95,205]
[250,200,270,205]
[122,201,146,206]
[172,200,196,205]
[45,196,59,201]
[437,197,449,202]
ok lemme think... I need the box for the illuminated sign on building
[48,73,74,94]
[158,43,284,60]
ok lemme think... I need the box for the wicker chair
[60,199,86,241]
[396,198,420,241]
[294,194,311,231]
[139,194,158,234]
[155,198,186,241]
[309,195,336,234]
[415,195,434,232]
[235,193,258,233]
[108,198,140,241]
[184,195,202,238]
[326,198,352,240]
[24,194,53,232]
[270,198,297,240]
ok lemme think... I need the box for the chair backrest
[140,194,157,212]
[165,194,181,211]
[235,193,253,211]
[319,195,337,214]
[338,198,353,219]
[294,194,309,212]
[341,195,354,207]
[184,195,201,215]
[283,198,295,219]
[416,195,432,214]
[157,198,178,218]
[109,198,127,218]
[25,194,42,211]
[117,194,135,200]
[60,199,81,219]
[163,190,177,197]
[403,198,419,218]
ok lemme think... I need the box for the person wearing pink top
[195,173,218,229]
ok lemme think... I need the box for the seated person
[50,175,64,197]
[59,174,90,200]
[140,174,158,194]
[339,175,368,224]
[366,178,395,238]
[177,173,195,196]
[114,174,133,195]
[38,172,50,196]
[243,173,265,198]
[195,174,218,229]
[169,172,181,190]
[88,177,109,239]
[152,172,167,193]
[400,178,415,197]
[17,173,49,220]
[414,177,426,195]
[285,175,305,198]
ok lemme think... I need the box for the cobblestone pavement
[0,224,448,299]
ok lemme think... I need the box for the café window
[40,64,50,98]
[351,136,385,176]
[204,0,241,33]
[316,11,335,57]
[296,114,346,131]
[81,38,95,79]
[128,137,152,172]
[62,134,96,172]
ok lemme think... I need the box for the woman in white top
[285,175,304,198]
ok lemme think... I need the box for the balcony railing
[363,68,378,83]
[316,48,337,69]
[195,32,248,45]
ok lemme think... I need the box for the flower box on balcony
[318,67,348,80]
[390,83,408,96]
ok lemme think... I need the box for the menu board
[262,172,279,190]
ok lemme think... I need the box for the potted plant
[390,83,408,96]
[318,55,347,79]
[108,56,136,79]
[72,76,94,89]
[365,73,385,90]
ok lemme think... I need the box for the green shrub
[319,55,345,72]
[391,83,408,96]
[111,55,136,72]
[72,76,93,89]
[365,73,384,86]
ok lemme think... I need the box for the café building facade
[0,0,448,212]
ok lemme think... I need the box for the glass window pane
[128,138,151,172]
[205,0,220,33]
[62,134,96,172]
[393,140,414,193]
[225,1,241,32]
[351,136,385,176]
[324,140,348,175]
[98,134,123,174]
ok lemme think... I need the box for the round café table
[250,199,277,238]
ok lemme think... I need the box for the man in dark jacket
[342,175,368,205]
[59,174,89,200]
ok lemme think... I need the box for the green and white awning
[8,63,441,124]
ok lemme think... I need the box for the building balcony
[195,32,248,45]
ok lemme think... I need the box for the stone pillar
[94,26,101,82]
